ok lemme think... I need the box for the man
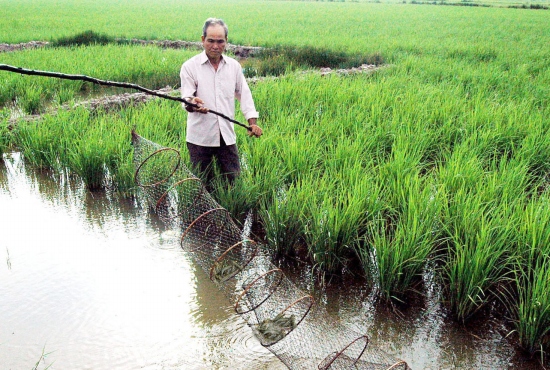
[180,18,262,189]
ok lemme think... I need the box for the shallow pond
[0,153,542,369]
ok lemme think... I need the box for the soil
[0,41,49,53]
[119,39,263,58]
[0,39,262,58]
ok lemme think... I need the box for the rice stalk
[365,175,442,302]
[442,188,516,322]
[510,196,550,357]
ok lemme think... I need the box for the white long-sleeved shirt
[180,51,259,147]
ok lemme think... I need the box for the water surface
[0,153,281,370]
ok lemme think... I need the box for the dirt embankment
[122,39,263,58]
[0,41,49,53]
[0,39,262,58]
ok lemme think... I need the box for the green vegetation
[242,45,383,77]
[1,0,549,362]
[52,30,114,47]
[0,44,193,112]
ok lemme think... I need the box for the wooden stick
[0,64,252,131]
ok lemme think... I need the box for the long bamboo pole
[0,64,252,131]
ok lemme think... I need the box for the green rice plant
[442,187,517,322]
[0,114,11,157]
[363,174,442,301]
[303,166,384,274]
[241,54,293,78]
[14,116,62,170]
[510,196,550,358]
[259,45,348,69]
[237,135,287,200]
[211,170,260,225]
[53,87,75,106]
[110,155,136,196]
[513,258,550,360]
[31,345,54,370]
[66,111,134,191]
[0,80,15,107]
[515,117,550,185]
[436,144,485,197]
[20,83,45,115]
[103,128,136,195]
[67,134,108,190]
[483,158,534,207]
[127,99,185,148]
[259,183,308,257]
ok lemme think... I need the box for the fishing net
[132,130,410,370]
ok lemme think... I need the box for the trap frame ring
[134,147,181,187]
[261,294,315,348]
[155,177,203,220]
[180,207,231,247]
[234,268,284,315]
[385,360,410,370]
[317,335,369,370]
[280,294,313,321]
[209,239,259,283]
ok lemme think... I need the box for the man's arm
[180,62,198,110]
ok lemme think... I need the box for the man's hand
[185,97,209,114]
[247,118,262,137]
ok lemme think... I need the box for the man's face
[202,24,227,61]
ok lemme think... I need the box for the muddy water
[0,153,542,370]
[0,153,281,370]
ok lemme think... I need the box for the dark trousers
[187,136,241,189]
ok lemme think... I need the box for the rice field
[1,0,549,364]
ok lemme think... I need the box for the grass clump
[242,45,383,77]
[509,197,550,358]
[259,184,307,258]
[52,30,114,47]
[19,83,46,115]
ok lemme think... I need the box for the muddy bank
[0,41,49,53]
[0,39,262,58]
[120,39,263,58]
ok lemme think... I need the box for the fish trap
[131,131,410,370]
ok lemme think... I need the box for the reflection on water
[0,152,543,370]
[0,153,281,370]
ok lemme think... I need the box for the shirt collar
[199,50,225,65]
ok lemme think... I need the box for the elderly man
[180,18,262,188]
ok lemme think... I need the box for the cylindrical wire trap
[131,131,410,370]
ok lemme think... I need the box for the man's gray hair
[202,18,228,38]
